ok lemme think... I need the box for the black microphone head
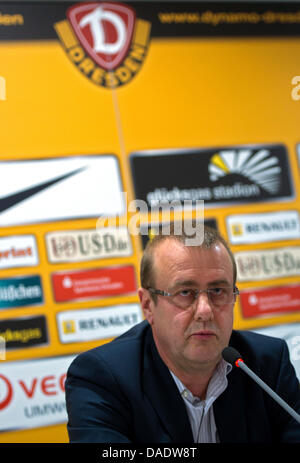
[222,346,242,366]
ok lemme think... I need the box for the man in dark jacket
[65,224,300,442]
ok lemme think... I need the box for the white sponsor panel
[0,354,76,431]
[57,303,143,343]
[253,323,300,381]
[0,156,124,226]
[0,235,39,269]
[227,211,300,244]
[46,226,132,263]
[235,247,300,282]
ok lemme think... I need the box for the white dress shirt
[170,359,232,443]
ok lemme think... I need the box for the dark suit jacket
[65,320,300,443]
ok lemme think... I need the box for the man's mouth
[190,330,216,339]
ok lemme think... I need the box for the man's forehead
[151,238,233,281]
[152,237,187,260]
[153,237,222,258]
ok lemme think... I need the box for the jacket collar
[143,328,194,443]
[213,331,249,442]
[213,366,248,442]
[142,326,249,443]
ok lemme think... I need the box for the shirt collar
[169,358,232,404]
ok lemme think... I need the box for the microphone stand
[236,358,300,425]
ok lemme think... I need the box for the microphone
[222,346,300,425]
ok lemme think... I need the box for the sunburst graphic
[208,149,282,194]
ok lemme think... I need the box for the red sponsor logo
[0,374,13,411]
[0,373,66,411]
[67,2,135,70]
[240,285,300,318]
[52,265,136,302]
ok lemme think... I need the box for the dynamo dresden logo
[54,2,151,88]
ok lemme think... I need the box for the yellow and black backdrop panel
[0,1,300,442]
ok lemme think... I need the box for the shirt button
[183,390,189,398]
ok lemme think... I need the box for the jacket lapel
[143,330,193,443]
[214,362,249,442]
[142,327,250,443]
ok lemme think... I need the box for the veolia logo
[0,371,67,412]
[0,374,13,410]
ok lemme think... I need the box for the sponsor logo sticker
[0,235,39,269]
[46,226,132,263]
[57,303,143,343]
[0,155,124,227]
[240,284,300,318]
[54,2,151,88]
[0,275,44,310]
[235,247,300,282]
[0,316,48,350]
[0,355,75,431]
[130,144,294,208]
[52,265,136,302]
[227,210,300,244]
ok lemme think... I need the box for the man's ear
[138,287,155,325]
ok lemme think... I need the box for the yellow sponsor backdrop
[0,2,300,442]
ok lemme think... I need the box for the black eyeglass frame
[147,286,239,308]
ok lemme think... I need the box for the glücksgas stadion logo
[130,144,294,207]
[54,2,151,88]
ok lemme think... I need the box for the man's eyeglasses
[147,286,239,310]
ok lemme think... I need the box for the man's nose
[193,291,214,322]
